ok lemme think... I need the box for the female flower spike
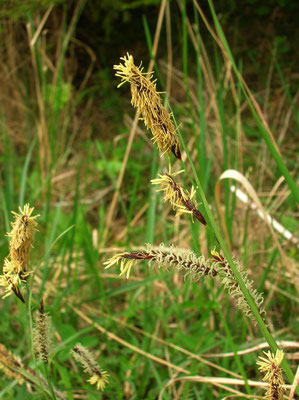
[104,243,217,280]
[72,343,109,392]
[33,299,52,363]
[114,53,181,159]
[0,204,39,302]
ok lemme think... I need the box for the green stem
[176,127,296,387]
[44,363,57,400]
[26,280,49,398]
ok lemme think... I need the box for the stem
[176,127,296,387]
[43,363,57,400]
[26,280,49,398]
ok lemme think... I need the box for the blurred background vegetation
[0,0,298,399]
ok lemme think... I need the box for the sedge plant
[105,53,298,396]
[0,205,109,398]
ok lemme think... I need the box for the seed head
[72,343,109,392]
[114,53,181,159]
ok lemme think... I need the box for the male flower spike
[114,53,181,159]
[257,349,285,399]
[0,204,39,302]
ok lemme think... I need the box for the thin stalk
[27,281,49,398]
[177,126,296,387]
[43,364,57,400]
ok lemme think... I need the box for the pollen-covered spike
[257,349,285,399]
[151,168,206,225]
[0,204,39,301]
[0,344,24,385]
[114,54,181,159]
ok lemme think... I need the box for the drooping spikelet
[151,168,206,225]
[211,250,266,323]
[0,344,24,385]
[105,244,266,324]
[72,343,109,392]
[33,299,52,363]
[257,349,285,399]
[104,243,217,280]
[114,53,181,159]
[0,204,39,302]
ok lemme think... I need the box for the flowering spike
[72,343,109,392]
[0,344,24,384]
[104,244,216,280]
[151,169,206,225]
[211,249,266,323]
[257,349,285,399]
[33,299,52,363]
[114,53,181,159]
[0,204,39,301]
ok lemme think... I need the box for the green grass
[0,1,298,399]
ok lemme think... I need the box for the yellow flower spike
[151,168,206,225]
[88,371,109,391]
[0,204,39,302]
[114,53,181,159]
[104,253,137,279]
[257,349,285,400]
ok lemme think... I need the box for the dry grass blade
[203,341,299,358]
[158,375,292,400]
[230,185,298,248]
[288,366,299,400]
[215,169,298,289]
[83,305,243,380]
[72,306,189,375]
